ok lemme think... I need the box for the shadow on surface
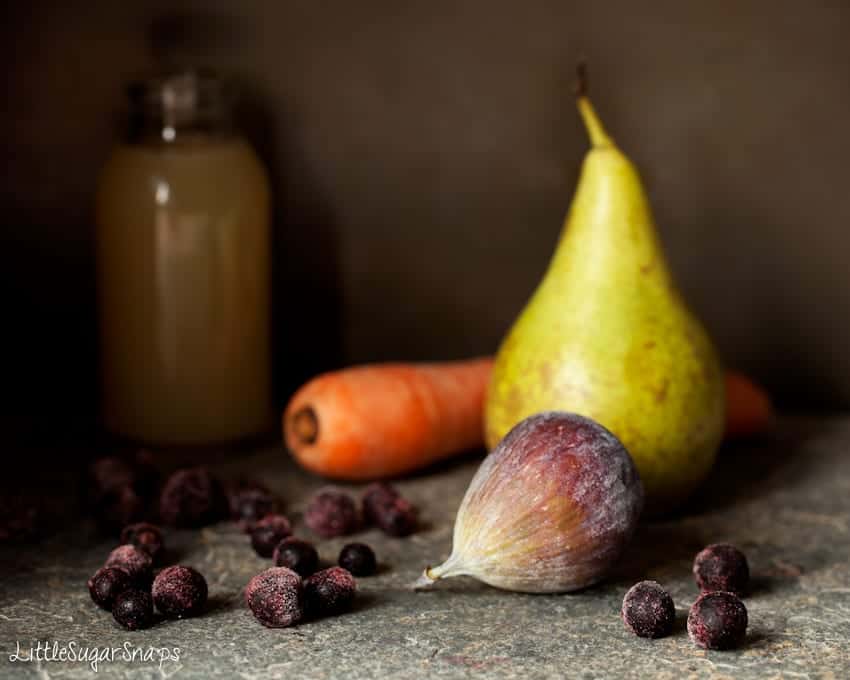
[347,590,380,615]
[204,592,243,616]
[393,447,485,482]
[610,416,842,590]
[608,522,706,585]
[681,417,828,518]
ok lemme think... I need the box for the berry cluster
[83,458,418,632]
[83,462,232,630]
[87,523,208,631]
[621,543,750,650]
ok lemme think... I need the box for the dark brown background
[3,1,850,440]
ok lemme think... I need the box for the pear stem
[575,63,614,149]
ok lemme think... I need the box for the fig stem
[412,554,465,591]
[412,567,437,591]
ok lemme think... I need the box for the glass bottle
[95,71,272,445]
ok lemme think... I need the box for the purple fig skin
[418,411,643,593]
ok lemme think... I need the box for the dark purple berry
[361,482,397,518]
[362,483,418,537]
[245,567,304,628]
[250,514,292,558]
[304,567,356,617]
[88,567,132,610]
[104,544,153,587]
[304,488,358,538]
[273,538,319,577]
[93,486,146,535]
[88,456,136,493]
[120,523,164,563]
[688,591,748,650]
[112,589,154,630]
[621,580,676,639]
[88,452,158,495]
[152,565,208,618]
[85,455,159,535]
[159,467,227,528]
[338,543,377,576]
[227,481,278,532]
[693,543,750,596]
[378,504,417,536]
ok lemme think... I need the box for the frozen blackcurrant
[104,544,153,587]
[273,537,319,577]
[85,455,159,535]
[621,580,675,639]
[227,481,278,532]
[250,514,292,558]
[88,567,131,610]
[120,522,164,563]
[362,483,417,537]
[112,589,154,630]
[152,565,208,618]
[338,543,377,576]
[687,591,748,650]
[159,467,227,528]
[693,543,750,596]
[304,488,358,538]
[245,567,304,628]
[92,486,146,535]
[304,567,356,617]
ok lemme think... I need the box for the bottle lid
[126,69,232,142]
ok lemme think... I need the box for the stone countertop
[2,416,849,679]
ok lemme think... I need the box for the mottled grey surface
[2,417,850,678]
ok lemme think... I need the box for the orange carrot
[724,371,774,439]
[284,357,494,480]
[284,359,773,479]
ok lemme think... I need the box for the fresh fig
[416,412,643,593]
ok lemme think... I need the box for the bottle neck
[126,71,234,145]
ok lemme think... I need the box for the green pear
[485,76,724,514]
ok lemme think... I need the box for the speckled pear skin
[424,412,643,593]
[484,94,724,515]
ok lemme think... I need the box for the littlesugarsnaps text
[8,640,181,673]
